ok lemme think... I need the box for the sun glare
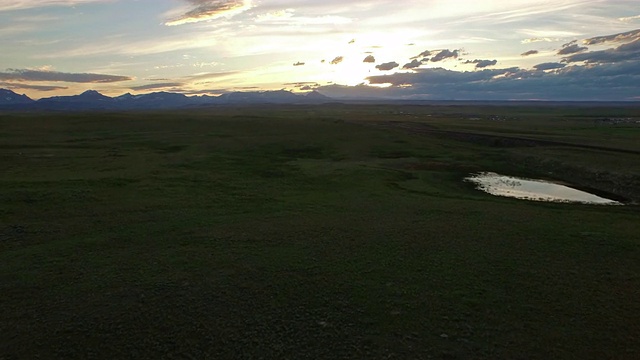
[328,59,373,86]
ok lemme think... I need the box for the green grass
[1,105,639,359]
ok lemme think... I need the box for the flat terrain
[1,104,639,359]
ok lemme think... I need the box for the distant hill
[0,89,335,111]
[34,90,114,110]
[0,89,34,106]
[114,91,193,109]
[304,90,332,102]
[216,90,302,104]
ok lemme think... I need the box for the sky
[0,0,639,101]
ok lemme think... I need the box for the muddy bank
[512,155,640,205]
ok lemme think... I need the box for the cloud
[293,62,305,66]
[0,0,107,11]
[430,49,459,62]
[0,82,67,91]
[283,81,318,86]
[619,15,640,22]
[521,50,539,56]
[376,62,399,71]
[557,41,588,55]
[411,50,432,59]
[284,81,320,91]
[533,62,566,71]
[130,83,184,91]
[255,8,292,18]
[330,56,344,65]
[39,34,220,58]
[317,60,640,101]
[255,9,351,25]
[183,71,238,82]
[521,37,558,44]
[0,69,132,83]
[584,29,640,45]
[402,59,422,69]
[165,0,252,26]
[366,67,520,87]
[463,59,497,68]
[363,55,376,63]
[564,39,640,64]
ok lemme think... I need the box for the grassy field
[1,104,639,359]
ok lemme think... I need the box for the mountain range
[0,88,334,110]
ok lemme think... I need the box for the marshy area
[1,104,639,359]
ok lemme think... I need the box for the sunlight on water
[466,172,623,205]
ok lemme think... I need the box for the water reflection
[466,172,622,205]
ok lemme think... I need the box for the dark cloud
[411,50,432,59]
[402,59,422,69]
[375,62,399,71]
[366,67,520,87]
[363,55,376,63]
[463,59,497,68]
[0,82,67,91]
[315,61,640,101]
[564,39,640,64]
[584,29,640,45]
[284,82,320,91]
[619,39,640,51]
[317,31,640,101]
[293,62,305,66]
[130,82,184,91]
[330,56,343,65]
[348,39,355,44]
[533,62,566,71]
[283,82,318,86]
[166,0,250,26]
[557,41,588,55]
[0,69,132,83]
[430,49,459,62]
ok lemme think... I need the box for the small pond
[466,172,622,205]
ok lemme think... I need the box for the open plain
[1,104,639,359]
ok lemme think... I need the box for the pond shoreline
[466,172,624,205]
